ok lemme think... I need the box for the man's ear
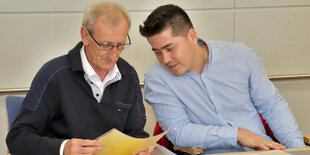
[80,26,89,46]
[187,28,198,44]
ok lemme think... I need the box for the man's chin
[164,66,185,76]
[171,70,184,76]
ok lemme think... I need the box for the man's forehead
[149,36,181,49]
[91,22,129,37]
[98,13,130,27]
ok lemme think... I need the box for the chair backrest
[154,122,174,150]
[4,95,24,129]
[258,113,277,142]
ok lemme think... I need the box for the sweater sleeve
[123,69,149,138]
[6,74,64,155]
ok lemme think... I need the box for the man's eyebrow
[161,43,173,50]
[152,43,173,51]
[151,48,158,51]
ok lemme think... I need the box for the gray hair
[82,2,131,33]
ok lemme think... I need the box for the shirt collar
[198,38,212,65]
[69,42,84,72]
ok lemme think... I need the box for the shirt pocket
[114,102,133,128]
[115,101,132,112]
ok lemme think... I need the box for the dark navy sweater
[6,42,149,155]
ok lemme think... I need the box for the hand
[237,128,286,151]
[133,146,155,155]
[64,138,101,155]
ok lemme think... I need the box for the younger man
[139,4,305,154]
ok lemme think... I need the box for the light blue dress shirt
[144,40,305,154]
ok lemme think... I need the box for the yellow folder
[94,128,166,155]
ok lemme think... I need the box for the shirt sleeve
[144,74,240,150]
[247,50,305,148]
[60,140,69,155]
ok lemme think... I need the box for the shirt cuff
[223,126,239,147]
[59,139,69,155]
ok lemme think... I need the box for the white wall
[1,0,310,154]
[2,0,310,89]
[0,0,233,89]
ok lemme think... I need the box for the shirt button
[96,94,99,97]
[210,95,214,99]
[201,75,204,78]
[173,128,177,131]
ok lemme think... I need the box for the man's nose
[162,51,171,64]
[108,47,120,60]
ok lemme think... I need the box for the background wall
[0,0,309,154]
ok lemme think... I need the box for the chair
[153,115,310,155]
[258,113,310,146]
[4,95,24,155]
[153,122,203,155]
[4,95,24,130]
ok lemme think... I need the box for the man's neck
[92,66,108,81]
[82,46,108,81]
[190,44,209,74]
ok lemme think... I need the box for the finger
[76,145,101,154]
[147,146,155,153]
[260,144,271,151]
[67,139,100,154]
[80,153,93,155]
[269,142,286,150]
[138,152,146,155]
[275,142,286,150]
[262,141,285,151]
[256,140,272,151]
[279,145,286,150]
[79,139,100,147]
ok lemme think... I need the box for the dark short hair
[139,4,193,38]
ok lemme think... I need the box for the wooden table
[212,147,310,155]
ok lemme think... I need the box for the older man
[7,2,149,155]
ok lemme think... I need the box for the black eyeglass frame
[87,29,131,51]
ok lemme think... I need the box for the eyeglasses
[87,29,131,51]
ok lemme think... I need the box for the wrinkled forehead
[93,15,129,33]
